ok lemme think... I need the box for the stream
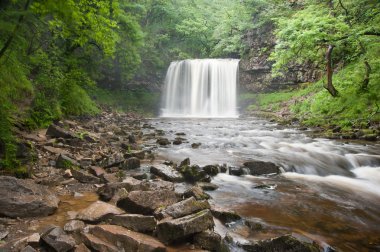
[148,117,380,252]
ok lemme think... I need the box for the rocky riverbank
[0,111,329,252]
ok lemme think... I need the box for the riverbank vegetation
[1,0,379,172]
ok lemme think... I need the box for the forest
[0,1,379,251]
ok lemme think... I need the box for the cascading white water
[160,59,239,117]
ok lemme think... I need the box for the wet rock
[157,209,214,244]
[172,139,182,145]
[202,165,219,176]
[191,142,202,149]
[64,220,85,233]
[121,157,140,169]
[110,214,156,232]
[194,230,222,251]
[155,196,210,220]
[197,182,219,191]
[56,154,79,169]
[245,220,264,231]
[87,224,166,252]
[74,243,91,252]
[150,164,185,182]
[211,206,241,223]
[117,190,178,215]
[178,164,211,182]
[179,157,190,167]
[243,160,281,175]
[183,186,210,200]
[0,176,59,218]
[46,124,74,139]
[76,201,124,223]
[71,169,102,184]
[229,166,246,176]
[239,234,320,252]
[41,226,76,252]
[175,132,186,136]
[156,138,171,146]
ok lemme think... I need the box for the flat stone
[81,232,118,252]
[43,146,69,155]
[41,226,76,252]
[76,201,124,223]
[71,169,102,184]
[197,182,219,191]
[157,209,214,244]
[243,160,281,175]
[211,206,241,223]
[64,220,85,233]
[117,190,178,215]
[155,197,210,220]
[88,225,166,252]
[89,166,106,177]
[46,124,75,139]
[140,179,175,191]
[150,165,184,182]
[0,176,59,218]
[26,233,40,247]
[110,214,156,232]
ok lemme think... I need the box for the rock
[243,161,281,175]
[80,158,92,168]
[56,154,79,169]
[46,124,74,139]
[211,206,241,223]
[157,209,214,244]
[150,165,185,182]
[180,158,190,167]
[102,173,120,183]
[64,220,85,233]
[41,226,76,252]
[128,134,136,144]
[89,166,106,177]
[87,224,166,251]
[81,232,118,251]
[140,179,175,191]
[20,245,37,252]
[156,138,171,146]
[43,146,69,155]
[124,150,145,160]
[110,214,156,232]
[191,142,201,149]
[245,220,264,231]
[194,230,222,251]
[178,165,211,183]
[183,186,210,200]
[26,232,41,247]
[172,139,182,145]
[63,169,72,178]
[239,234,320,252]
[197,182,219,191]
[175,132,186,136]
[155,197,210,220]
[0,176,59,218]
[229,166,246,176]
[74,243,91,252]
[202,165,219,176]
[0,230,9,240]
[117,190,178,215]
[121,157,140,169]
[76,201,124,223]
[97,182,127,201]
[71,169,102,184]
[127,170,148,180]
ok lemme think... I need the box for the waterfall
[160,59,239,117]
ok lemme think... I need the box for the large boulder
[155,197,210,220]
[0,176,59,218]
[243,161,281,175]
[150,165,184,182]
[156,209,214,244]
[117,190,178,215]
[86,225,166,252]
[46,124,75,139]
[110,214,156,232]
[41,226,76,252]
[76,201,124,223]
[194,230,223,251]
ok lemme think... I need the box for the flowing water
[148,117,380,251]
[161,59,239,118]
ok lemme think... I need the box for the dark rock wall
[239,22,322,92]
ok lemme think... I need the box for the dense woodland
[1,0,379,172]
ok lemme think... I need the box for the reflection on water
[149,117,380,251]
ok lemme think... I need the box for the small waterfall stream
[161,59,239,117]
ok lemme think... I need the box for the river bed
[148,117,380,251]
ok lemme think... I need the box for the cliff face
[239,22,322,92]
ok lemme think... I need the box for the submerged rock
[0,176,59,218]
[157,209,214,244]
[156,138,171,146]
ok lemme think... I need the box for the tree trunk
[361,60,371,90]
[324,45,338,97]
[0,0,31,60]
